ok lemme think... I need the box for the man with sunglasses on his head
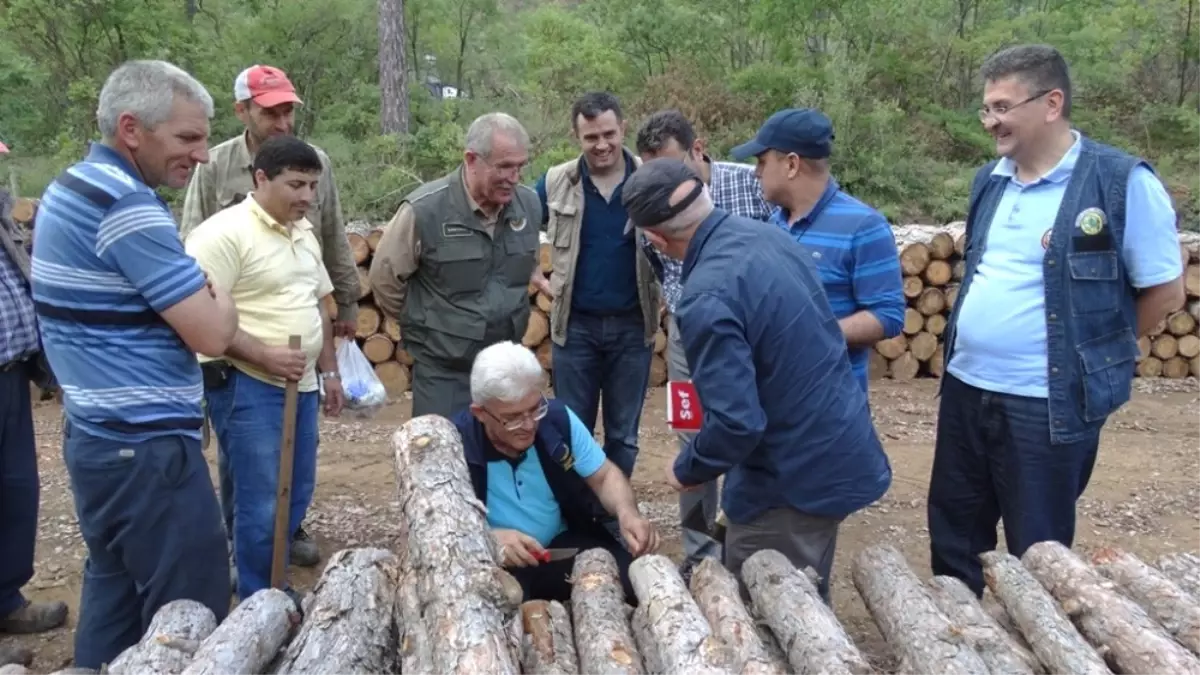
[451,341,659,604]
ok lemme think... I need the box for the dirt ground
[8,378,1200,673]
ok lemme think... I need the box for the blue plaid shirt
[0,239,39,366]
[649,158,772,312]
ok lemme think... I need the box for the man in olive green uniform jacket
[369,113,548,418]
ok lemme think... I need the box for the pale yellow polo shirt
[185,196,334,393]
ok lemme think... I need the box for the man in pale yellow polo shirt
[184,135,345,601]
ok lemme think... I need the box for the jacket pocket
[1068,251,1120,315]
[1077,328,1138,422]
[427,238,487,297]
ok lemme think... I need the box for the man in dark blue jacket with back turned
[622,158,892,603]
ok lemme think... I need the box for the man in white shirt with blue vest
[930,44,1185,596]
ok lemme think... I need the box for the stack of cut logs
[24,413,1199,675]
[343,224,670,399]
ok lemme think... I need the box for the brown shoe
[0,642,33,666]
[0,600,68,634]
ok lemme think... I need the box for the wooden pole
[270,334,301,590]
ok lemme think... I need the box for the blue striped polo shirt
[32,143,208,443]
[770,178,906,391]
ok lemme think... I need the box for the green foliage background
[0,0,1196,227]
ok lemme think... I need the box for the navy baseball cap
[622,158,704,234]
[730,108,835,161]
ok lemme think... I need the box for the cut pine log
[653,330,667,355]
[924,313,946,336]
[1178,334,1200,359]
[347,232,370,264]
[925,576,1039,675]
[1136,356,1164,378]
[902,276,924,299]
[690,558,787,675]
[1092,547,1200,657]
[954,232,966,257]
[981,589,1031,651]
[396,569,433,674]
[1185,263,1199,297]
[366,228,385,252]
[875,335,907,360]
[571,548,644,674]
[915,287,946,316]
[523,310,550,347]
[909,332,938,362]
[1022,540,1200,674]
[356,304,382,338]
[980,550,1110,675]
[395,347,414,367]
[1137,335,1152,359]
[649,355,668,387]
[852,545,989,675]
[742,550,870,675]
[922,259,953,286]
[899,243,931,276]
[180,589,299,675]
[632,605,663,675]
[1189,300,1200,323]
[0,666,29,675]
[927,345,945,378]
[1152,334,1179,359]
[1168,310,1198,336]
[382,316,401,341]
[952,259,965,282]
[356,265,371,300]
[944,283,960,309]
[888,351,920,380]
[11,198,36,225]
[628,554,732,674]
[868,350,889,380]
[1164,356,1191,378]
[1149,319,1168,337]
[903,307,924,335]
[928,231,956,260]
[374,360,410,395]
[1157,553,1200,600]
[361,334,395,364]
[275,548,401,674]
[519,600,579,675]
[393,415,524,674]
[108,600,218,675]
[1193,354,1200,377]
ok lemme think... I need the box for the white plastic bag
[323,339,388,417]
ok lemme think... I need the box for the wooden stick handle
[270,334,302,590]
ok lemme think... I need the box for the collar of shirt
[459,166,498,226]
[769,177,840,233]
[247,194,313,237]
[991,129,1081,187]
[235,132,255,174]
[480,429,530,467]
[85,142,171,209]
[682,207,731,281]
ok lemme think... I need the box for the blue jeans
[551,310,652,477]
[62,421,229,670]
[927,373,1101,596]
[0,365,38,618]
[206,370,319,599]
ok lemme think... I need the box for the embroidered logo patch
[1075,207,1106,236]
[442,223,473,238]
[509,217,527,232]
[556,443,575,472]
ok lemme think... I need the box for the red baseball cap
[234,65,302,108]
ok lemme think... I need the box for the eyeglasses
[485,395,549,431]
[477,154,529,180]
[978,90,1051,121]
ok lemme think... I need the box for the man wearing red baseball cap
[181,64,358,582]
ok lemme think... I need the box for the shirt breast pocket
[1067,251,1121,315]
[428,240,487,297]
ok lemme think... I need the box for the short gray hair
[979,44,1072,117]
[470,341,544,405]
[97,60,215,140]
[465,113,530,158]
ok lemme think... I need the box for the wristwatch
[319,371,341,382]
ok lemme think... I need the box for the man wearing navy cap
[731,109,904,393]
[623,158,892,604]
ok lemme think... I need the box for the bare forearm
[839,310,886,347]
[226,329,270,367]
[1137,280,1186,336]
[592,465,641,520]
[318,308,337,373]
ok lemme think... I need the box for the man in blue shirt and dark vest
[731,108,906,393]
[452,341,660,603]
[622,158,892,604]
[931,44,1186,596]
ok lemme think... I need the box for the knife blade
[535,547,579,563]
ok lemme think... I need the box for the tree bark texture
[377,0,411,134]
[0,666,30,675]
[632,605,664,675]
[851,545,988,675]
[1022,541,1200,674]
[628,554,732,675]
[396,569,434,674]
[108,599,217,675]
[570,548,644,675]
[1157,552,1200,600]
[274,548,401,674]
[925,576,1039,675]
[1093,547,1200,656]
[180,588,299,675]
[741,551,871,675]
[392,414,524,675]
[520,600,579,674]
[981,589,1028,649]
[689,558,787,675]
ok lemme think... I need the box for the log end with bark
[689,558,788,675]
[570,548,644,675]
[108,599,217,675]
[628,554,732,674]
[925,575,1039,675]
[520,600,579,675]
[1092,546,1200,658]
[180,588,299,675]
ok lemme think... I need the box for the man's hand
[322,376,345,417]
[530,273,553,298]
[617,510,660,557]
[665,463,701,493]
[334,320,357,339]
[494,529,545,568]
[261,345,306,382]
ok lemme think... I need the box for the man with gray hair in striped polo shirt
[32,60,240,670]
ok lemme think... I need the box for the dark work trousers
[508,527,637,606]
[410,357,473,419]
[63,421,230,670]
[0,364,38,618]
[723,507,843,605]
[927,373,1101,596]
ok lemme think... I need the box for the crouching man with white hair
[451,341,660,604]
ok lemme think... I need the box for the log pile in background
[342,221,687,400]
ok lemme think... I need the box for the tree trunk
[1157,552,1200,599]
[925,576,1039,675]
[922,259,953,286]
[180,589,299,675]
[377,0,410,134]
[852,545,988,675]
[520,600,579,675]
[571,548,644,675]
[274,548,401,674]
[108,600,217,675]
[742,550,871,675]
[899,243,930,276]
[397,569,434,674]
[628,554,732,674]
[689,558,787,675]
[1093,547,1200,656]
[1022,541,1200,674]
[392,414,524,675]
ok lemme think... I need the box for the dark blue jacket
[453,400,608,535]
[673,208,892,523]
[943,136,1144,445]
